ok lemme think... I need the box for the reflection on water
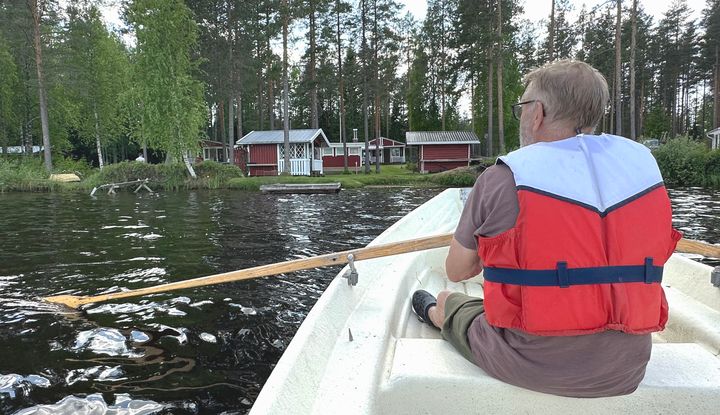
[0,188,440,414]
[667,187,720,266]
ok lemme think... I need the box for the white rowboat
[250,188,720,414]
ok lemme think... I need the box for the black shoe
[412,290,438,328]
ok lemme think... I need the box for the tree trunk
[702,79,707,132]
[639,80,645,137]
[282,0,290,174]
[228,2,234,161]
[548,0,555,62]
[337,0,347,172]
[496,0,505,153]
[29,0,52,171]
[714,45,719,129]
[471,72,475,133]
[228,97,234,162]
[237,93,243,139]
[614,0,622,136]
[362,0,370,173]
[219,101,225,144]
[93,105,104,169]
[310,0,318,129]
[487,61,494,156]
[373,0,380,173]
[440,2,446,131]
[386,97,390,138]
[269,79,275,129]
[183,153,197,178]
[258,76,264,130]
[629,0,637,140]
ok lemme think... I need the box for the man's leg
[428,290,451,328]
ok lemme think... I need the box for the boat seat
[377,340,720,414]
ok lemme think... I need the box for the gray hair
[523,60,609,132]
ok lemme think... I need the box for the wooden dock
[90,178,154,196]
[260,183,341,194]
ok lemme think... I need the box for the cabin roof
[707,128,720,138]
[236,129,331,146]
[406,131,480,145]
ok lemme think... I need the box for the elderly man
[412,60,681,397]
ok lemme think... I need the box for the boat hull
[250,188,720,415]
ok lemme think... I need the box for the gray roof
[707,128,720,137]
[236,129,331,146]
[405,131,480,145]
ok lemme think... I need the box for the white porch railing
[390,155,405,163]
[277,158,311,176]
[312,159,323,175]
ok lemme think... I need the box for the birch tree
[66,6,129,169]
[125,0,206,177]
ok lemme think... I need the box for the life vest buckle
[644,257,654,284]
[556,261,569,288]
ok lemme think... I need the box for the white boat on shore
[249,188,720,414]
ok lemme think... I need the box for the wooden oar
[42,233,720,309]
[676,238,720,259]
[43,232,455,309]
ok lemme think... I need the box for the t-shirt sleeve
[453,164,520,250]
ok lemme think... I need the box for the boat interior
[250,189,720,415]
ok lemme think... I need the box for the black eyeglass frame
[511,100,540,121]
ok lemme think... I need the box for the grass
[226,164,481,191]
[1,156,483,193]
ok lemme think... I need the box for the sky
[398,0,707,24]
[102,0,710,39]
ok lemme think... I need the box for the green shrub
[428,171,478,187]
[54,157,94,178]
[194,161,244,189]
[0,157,51,191]
[705,150,720,187]
[652,137,708,186]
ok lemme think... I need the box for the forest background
[0,0,719,175]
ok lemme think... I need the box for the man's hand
[445,237,483,282]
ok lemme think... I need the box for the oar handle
[44,233,455,308]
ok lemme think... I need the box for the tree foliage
[124,0,206,162]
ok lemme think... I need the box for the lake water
[0,186,718,414]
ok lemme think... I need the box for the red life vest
[477,134,681,336]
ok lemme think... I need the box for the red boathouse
[406,131,481,173]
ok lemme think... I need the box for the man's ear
[532,102,544,133]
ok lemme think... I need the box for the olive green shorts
[441,293,485,363]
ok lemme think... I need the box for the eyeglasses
[511,100,540,121]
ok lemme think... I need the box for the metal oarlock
[343,254,359,286]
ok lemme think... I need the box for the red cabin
[235,129,331,176]
[406,131,481,173]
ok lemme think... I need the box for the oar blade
[43,295,87,309]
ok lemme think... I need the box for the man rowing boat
[412,60,681,397]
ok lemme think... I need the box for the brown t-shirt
[455,164,652,398]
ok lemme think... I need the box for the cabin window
[279,143,306,159]
[348,148,359,156]
[336,147,345,156]
[322,147,334,156]
[391,148,401,156]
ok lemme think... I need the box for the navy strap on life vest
[483,258,663,287]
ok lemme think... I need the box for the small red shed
[405,131,481,173]
[235,129,331,176]
[323,142,364,172]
